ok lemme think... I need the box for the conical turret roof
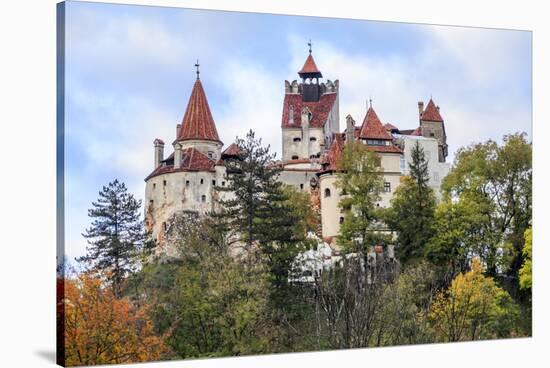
[177,79,222,143]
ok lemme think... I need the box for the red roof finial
[177,79,222,144]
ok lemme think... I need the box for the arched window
[293,137,302,142]
[324,188,331,198]
[201,195,206,203]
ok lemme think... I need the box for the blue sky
[63,0,531,261]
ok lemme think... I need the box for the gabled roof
[145,147,216,180]
[177,79,222,143]
[400,127,422,136]
[221,143,242,157]
[359,107,393,140]
[281,93,337,128]
[320,133,345,173]
[298,54,322,77]
[384,123,398,131]
[421,99,444,122]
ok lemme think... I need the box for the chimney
[174,143,182,168]
[345,114,355,144]
[418,101,424,119]
[176,124,182,138]
[301,106,311,127]
[154,139,164,168]
[288,105,294,126]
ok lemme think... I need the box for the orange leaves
[60,272,168,366]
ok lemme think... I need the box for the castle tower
[175,63,223,161]
[144,65,225,253]
[281,45,340,164]
[419,98,448,162]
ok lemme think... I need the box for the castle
[144,48,450,254]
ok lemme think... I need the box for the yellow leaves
[62,272,169,366]
[519,227,532,290]
[428,258,518,342]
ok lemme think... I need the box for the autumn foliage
[60,272,168,366]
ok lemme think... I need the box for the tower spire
[194,59,200,80]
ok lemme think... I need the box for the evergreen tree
[78,179,150,297]
[216,130,307,286]
[386,141,436,265]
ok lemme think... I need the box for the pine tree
[216,130,306,286]
[387,141,436,265]
[78,179,150,297]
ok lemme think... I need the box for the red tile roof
[421,99,444,122]
[384,123,398,131]
[281,93,337,128]
[145,147,216,180]
[177,79,222,143]
[359,107,393,140]
[221,143,242,157]
[299,54,321,75]
[365,144,402,154]
[320,133,345,172]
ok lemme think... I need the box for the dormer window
[293,137,302,142]
[207,151,215,159]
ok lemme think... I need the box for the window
[153,183,156,189]
[149,199,154,207]
[293,137,302,142]
[207,151,214,159]
[310,154,316,159]
[430,132,435,137]
[212,180,216,186]
[384,182,391,193]
[291,155,299,160]
[433,172,439,182]
[162,222,167,232]
[339,217,344,224]
[324,188,331,198]
[310,137,317,142]
[200,178,204,185]
[185,180,190,187]
[300,183,304,190]
[222,181,226,187]
[201,195,206,203]
[163,180,167,186]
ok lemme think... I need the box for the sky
[62,0,532,262]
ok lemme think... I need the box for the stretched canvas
[56,1,532,366]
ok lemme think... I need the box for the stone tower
[144,68,226,252]
[281,48,340,163]
[418,98,448,162]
